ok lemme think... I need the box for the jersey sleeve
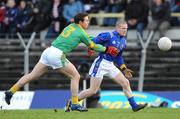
[115,54,126,69]
[80,29,106,52]
[79,28,94,45]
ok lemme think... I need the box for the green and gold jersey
[52,23,105,54]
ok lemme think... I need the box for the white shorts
[89,57,120,79]
[39,46,69,69]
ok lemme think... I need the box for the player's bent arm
[116,55,126,69]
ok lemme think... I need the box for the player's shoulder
[99,32,110,35]
[98,32,111,38]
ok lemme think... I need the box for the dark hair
[74,12,89,24]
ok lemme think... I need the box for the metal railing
[89,12,180,18]
[17,32,36,91]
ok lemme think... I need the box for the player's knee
[72,73,80,80]
[76,73,81,80]
[121,79,130,88]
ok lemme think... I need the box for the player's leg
[113,71,133,97]
[5,62,48,105]
[57,62,87,112]
[78,57,106,101]
[58,62,80,104]
[78,77,103,101]
[5,47,55,105]
[110,68,147,112]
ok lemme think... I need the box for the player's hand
[122,68,133,80]
[87,48,95,57]
[105,46,119,57]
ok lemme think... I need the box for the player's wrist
[105,46,108,52]
[120,64,126,71]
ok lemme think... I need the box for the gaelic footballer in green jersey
[4,13,118,112]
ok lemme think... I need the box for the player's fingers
[125,75,131,80]
[127,69,133,73]
[125,71,133,79]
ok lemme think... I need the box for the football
[158,37,172,51]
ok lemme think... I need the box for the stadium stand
[0,0,180,91]
[0,27,180,91]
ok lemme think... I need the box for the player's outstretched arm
[89,41,119,57]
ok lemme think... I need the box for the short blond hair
[116,19,127,27]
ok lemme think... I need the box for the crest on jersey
[112,41,116,44]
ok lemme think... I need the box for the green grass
[0,108,179,119]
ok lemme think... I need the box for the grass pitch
[0,108,179,119]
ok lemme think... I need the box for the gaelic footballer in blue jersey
[78,20,147,112]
